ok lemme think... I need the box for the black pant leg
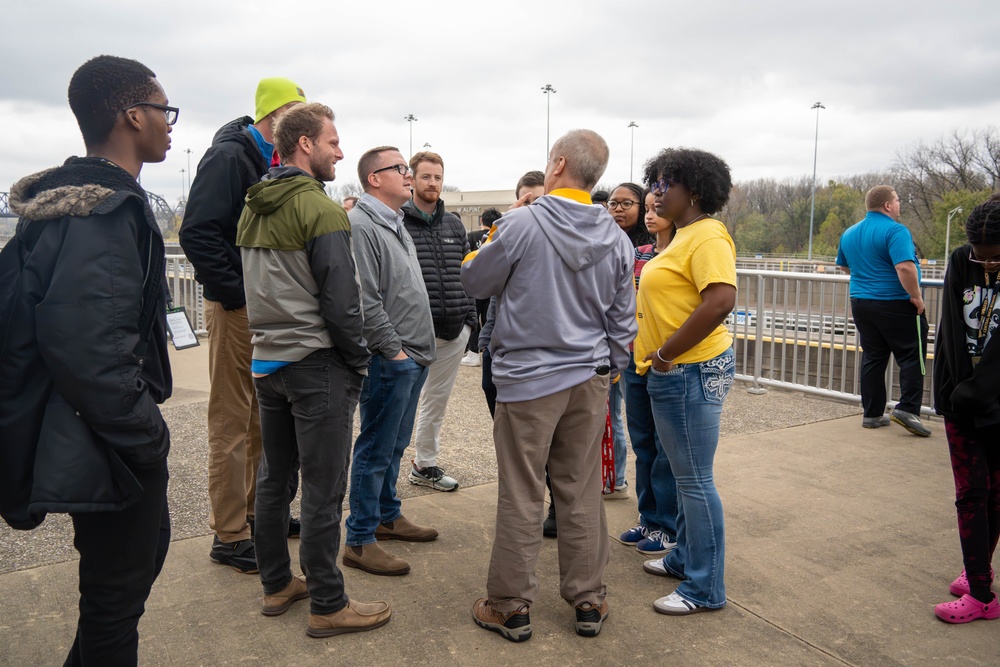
[852,299,892,417]
[65,460,170,667]
[482,347,497,418]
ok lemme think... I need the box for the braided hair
[965,195,1000,245]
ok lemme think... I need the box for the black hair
[591,189,609,204]
[965,197,1000,245]
[612,182,653,247]
[481,208,502,226]
[642,147,732,214]
[68,55,159,148]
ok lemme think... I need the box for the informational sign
[166,307,199,350]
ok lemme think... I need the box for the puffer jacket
[402,199,476,340]
[0,158,171,529]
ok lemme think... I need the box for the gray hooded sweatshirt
[461,192,637,402]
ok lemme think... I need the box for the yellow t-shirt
[634,217,736,374]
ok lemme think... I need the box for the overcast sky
[3,0,998,205]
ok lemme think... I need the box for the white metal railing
[165,255,205,333]
[729,269,942,416]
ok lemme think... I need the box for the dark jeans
[65,460,170,667]
[346,354,428,546]
[253,349,363,615]
[623,356,678,536]
[482,347,497,418]
[851,298,928,416]
[944,418,1000,597]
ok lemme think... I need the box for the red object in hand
[601,399,615,493]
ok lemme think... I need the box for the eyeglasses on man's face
[124,102,179,126]
[373,164,411,177]
[651,178,680,196]
[607,199,638,211]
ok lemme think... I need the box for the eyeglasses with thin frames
[607,200,638,211]
[969,251,1000,267]
[651,178,680,196]
[372,164,411,177]
[123,102,179,126]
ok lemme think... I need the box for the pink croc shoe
[935,594,1000,624]
[949,568,995,597]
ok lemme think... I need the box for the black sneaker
[543,504,557,538]
[575,601,609,637]
[210,537,258,574]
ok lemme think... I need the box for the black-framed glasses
[969,251,1000,266]
[607,199,638,211]
[124,102,179,126]
[373,164,411,177]
[651,178,680,195]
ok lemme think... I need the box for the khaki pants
[487,375,610,611]
[204,301,261,543]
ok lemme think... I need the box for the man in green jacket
[236,102,390,638]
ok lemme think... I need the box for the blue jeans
[346,355,428,546]
[647,348,734,608]
[610,379,627,487]
[624,356,678,537]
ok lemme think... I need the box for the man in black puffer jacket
[402,151,476,493]
[0,55,173,666]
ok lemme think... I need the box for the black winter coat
[0,160,171,529]
[402,200,477,341]
[179,117,268,309]
[933,244,1000,427]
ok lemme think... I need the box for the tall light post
[404,114,418,157]
[184,148,193,191]
[180,169,186,202]
[541,84,556,158]
[944,206,964,267]
[807,101,825,261]
[628,121,638,182]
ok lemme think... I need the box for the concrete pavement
[2,344,999,666]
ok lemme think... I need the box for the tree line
[721,127,1000,260]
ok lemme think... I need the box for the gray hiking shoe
[408,462,459,491]
[862,415,891,429]
[890,409,931,437]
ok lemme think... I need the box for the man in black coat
[179,78,306,572]
[0,55,174,666]
[401,151,477,493]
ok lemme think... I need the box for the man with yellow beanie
[179,77,306,574]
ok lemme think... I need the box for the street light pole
[180,169,186,202]
[541,84,556,159]
[184,148,193,193]
[944,206,964,268]
[628,121,638,182]
[807,101,825,261]
[404,114,418,157]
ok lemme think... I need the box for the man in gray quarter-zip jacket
[343,146,439,578]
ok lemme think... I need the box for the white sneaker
[460,351,481,367]
[653,592,713,615]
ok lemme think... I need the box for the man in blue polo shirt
[837,185,930,436]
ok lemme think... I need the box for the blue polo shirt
[836,211,919,300]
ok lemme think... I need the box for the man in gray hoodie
[462,129,637,641]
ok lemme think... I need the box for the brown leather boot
[307,599,392,638]
[374,515,439,542]
[342,543,410,576]
[262,574,309,616]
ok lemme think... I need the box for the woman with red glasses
[933,196,1000,623]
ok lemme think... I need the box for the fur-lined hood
[10,168,116,221]
[10,157,148,222]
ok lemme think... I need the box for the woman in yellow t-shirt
[635,148,737,616]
